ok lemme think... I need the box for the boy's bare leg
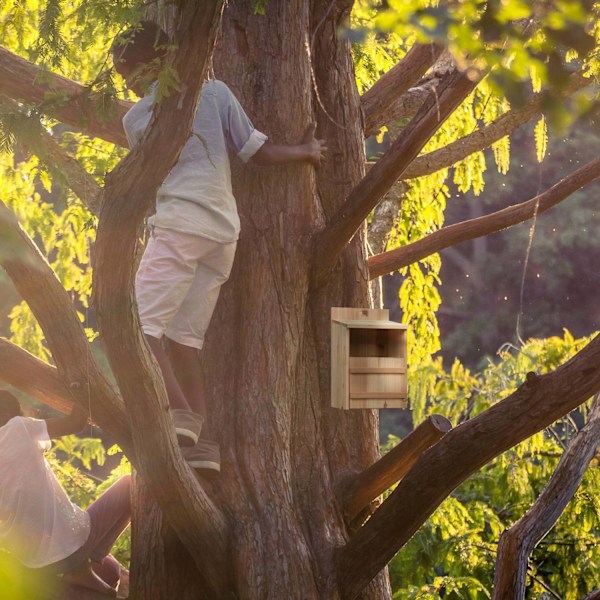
[145,334,191,411]
[165,337,207,419]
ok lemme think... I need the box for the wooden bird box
[331,307,407,410]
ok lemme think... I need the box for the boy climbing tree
[111,21,327,473]
[0,390,130,597]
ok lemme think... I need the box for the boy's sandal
[182,439,221,473]
[171,409,203,447]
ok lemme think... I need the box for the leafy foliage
[0,1,129,350]
[388,332,600,599]
[0,2,599,598]
[354,0,600,367]
[0,2,137,581]
[366,0,596,104]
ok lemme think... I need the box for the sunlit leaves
[354,0,600,160]
[0,152,97,357]
[365,0,596,94]
[8,301,49,360]
[388,331,600,599]
[491,136,510,174]
[534,115,548,162]
[155,64,182,103]
[352,0,409,95]
[0,1,134,360]
[356,0,600,367]
[35,0,67,68]
[385,167,448,366]
[0,549,59,599]
[453,151,486,195]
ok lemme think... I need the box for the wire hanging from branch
[516,159,543,345]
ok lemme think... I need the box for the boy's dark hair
[0,390,22,426]
[111,20,170,68]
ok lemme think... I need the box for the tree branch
[583,591,600,600]
[92,4,229,595]
[336,340,600,599]
[0,201,130,452]
[0,96,102,213]
[385,80,446,123]
[314,69,480,283]
[0,337,73,414]
[340,415,451,521]
[0,45,130,147]
[492,393,600,599]
[365,162,407,253]
[402,71,589,180]
[529,574,563,600]
[361,43,444,136]
[368,154,600,278]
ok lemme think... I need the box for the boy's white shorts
[135,226,236,349]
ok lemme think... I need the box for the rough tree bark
[314,68,479,282]
[337,346,600,599]
[0,45,130,146]
[130,1,392,597]
[340,415,452,521]
[0,338,75,414]
[0,201,131,451]
[93,3,230,597]
[492,393,600,599]
[0,2,599,599]
[361,42,443,136]
[0,96,102,212]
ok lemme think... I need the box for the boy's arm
[252,124,327,167]
[45,403,89,439]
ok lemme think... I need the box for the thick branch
[493,394,600,599]
[0,337,73,414]
[368,154,600,278]
[92,4,229,595]
[0,45,130,146]
[583,591,600,600]
[341,415,451,521]
[402,71,589,180]
[337,339,600,599]
[0,96,102,213]
[0,201,129,448]
[314,69,479,283]
[365,162,407,253]
[378,80,448,129]
[361,43,443,136]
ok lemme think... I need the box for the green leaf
[534,115,548,163]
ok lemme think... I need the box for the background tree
[0,1,600,599]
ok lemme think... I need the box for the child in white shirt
[0,391,130,597]
[112,21,326,472]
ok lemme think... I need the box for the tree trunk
[129,1,390,598]
[4,3,600,599]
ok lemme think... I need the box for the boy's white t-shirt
[0,417,90,568]
[122,79,268,243]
